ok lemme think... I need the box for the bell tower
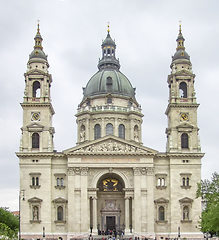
[20,24,55,152]
[165,24,201,153]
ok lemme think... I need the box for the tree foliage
[0,207,19,239]
[196,172,219,235]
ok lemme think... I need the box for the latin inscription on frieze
[82,158,140,162]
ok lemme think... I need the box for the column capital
[146,167,154,175]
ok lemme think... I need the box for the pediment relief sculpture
[71,140,152,155]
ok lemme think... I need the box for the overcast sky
[0,0,218,211]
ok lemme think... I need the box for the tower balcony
[77,104,142,114]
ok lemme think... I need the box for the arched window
[32,177,35,186]
[107,97,112,103]
[183,206,189,220]
[159,206,165,221]
[161,178,165,186]
[61,178,64,186]
[57,178,60,186]
[106,77,112,85]
[94,124,101,140]
[181,133,188,149]
[179,82,187,98]
[57,206,63,221]
[33,81,41,98]
[182,177,185,186]
[32,133,39,148]
[118,124,125,139]
[36,177,39,186]
[106,123,113,136]
[186,177,190,186]
[157,178,161,186]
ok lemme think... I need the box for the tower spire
[176,21,185,51]
[107,22,110,34]
[34,21,43,50]
[98,26,120,70]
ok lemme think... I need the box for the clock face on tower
[32,112,40,121]
[181,113,188,121]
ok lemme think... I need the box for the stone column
[125,197,130,234]
[93,197,98,234]
[86,118,89,141]
[67,167,75,233]
[133,167,141,233]
[146,167,155,235]
[81,167,89,233]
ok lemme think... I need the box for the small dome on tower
[172,24,190,61]
[29,23,47,60]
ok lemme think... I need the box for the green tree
[196,172,219,236]
[0,207,19,239]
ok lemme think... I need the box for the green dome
[83,69,135,99]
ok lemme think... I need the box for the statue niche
[98,178,123,192]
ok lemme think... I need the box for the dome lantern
[29,22,47,60]
[172,23,190,62]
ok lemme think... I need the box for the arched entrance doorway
[97,174,125,233]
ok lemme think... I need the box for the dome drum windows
[94,124,101,140]
[118,124,125,139]
[106,123,113,136]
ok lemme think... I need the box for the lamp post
[43,226,45,239]
[19,190,25,240]
[178,227,180,239]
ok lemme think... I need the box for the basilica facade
[17,25,204,240]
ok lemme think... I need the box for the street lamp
[19,190,25,240]
[43,226,45,238]
[178,226,180,239]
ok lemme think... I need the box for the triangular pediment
[176,122,194,129]
[27,69,47,76]
[63,135,157,155]
[179,197,193,203]
[27,122,44,130]
[28,197,43,203]
[52,197,68,203]
[154,197,169,204]
[174,69,195,77]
